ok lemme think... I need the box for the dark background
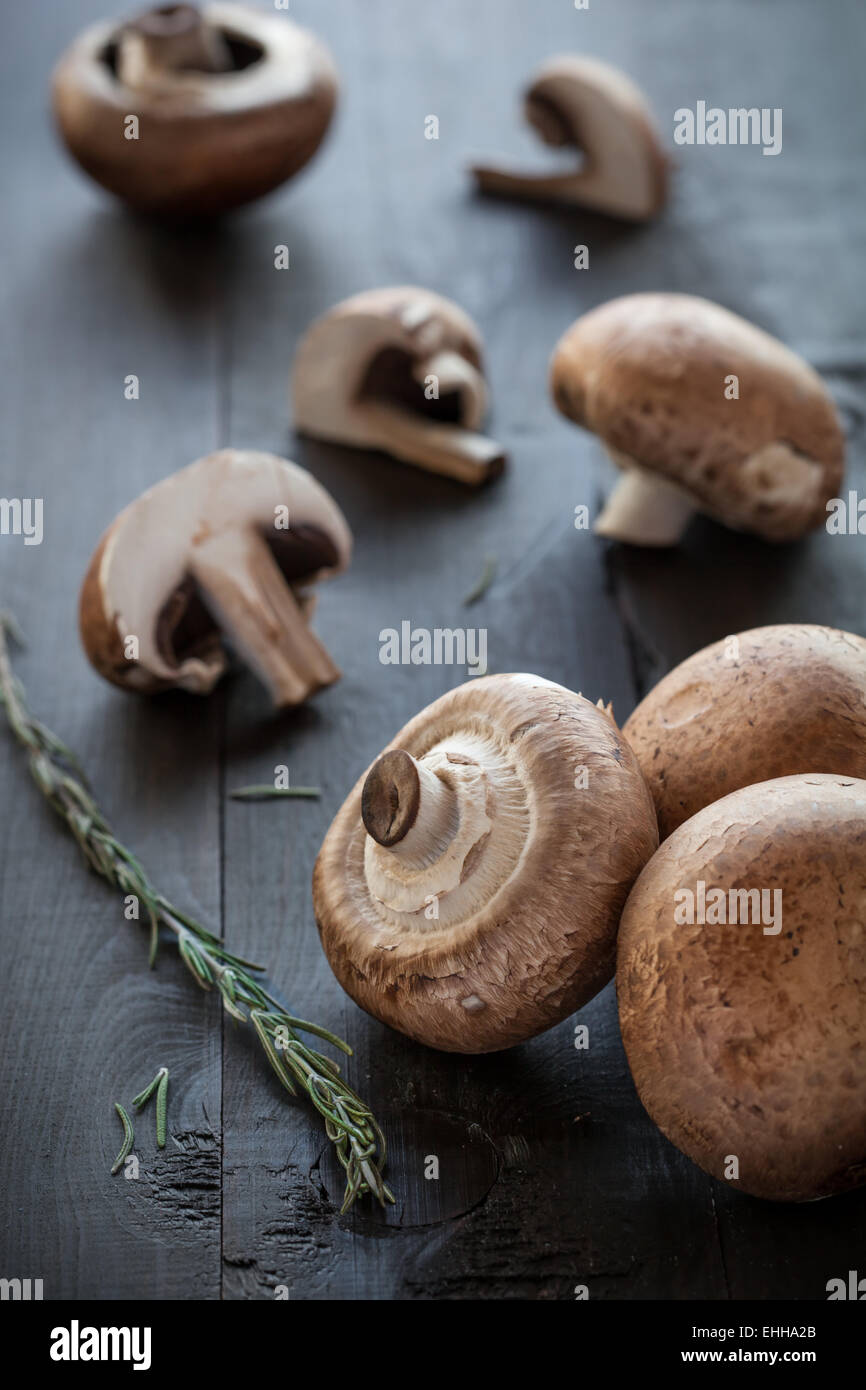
[1,0,864,1300]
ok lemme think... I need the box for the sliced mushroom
[550,294,845,545]
[624,624,866,838]
[292,287,506,486]
[471,56,668,221]
[79,449,351,707]
[312,674,658,1053]
[52,4,338,216]
[617,774,866,1202]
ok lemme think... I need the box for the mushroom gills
[186,526,340,707]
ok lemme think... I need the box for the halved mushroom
[550,294,845,545]
[312,674,658,1053]
[471,56,668,221]
[623,624,866,838]
[52,4,338,216]
[617,774,866,1202]
[79,449,351,707]
[292,287,506,486]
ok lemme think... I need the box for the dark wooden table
[1,0,864,1301]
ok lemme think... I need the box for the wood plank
[0,0,224,1300]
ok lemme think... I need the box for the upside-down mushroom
[52,3,338,216]
[617,774,866,1202]
[79,449,351,707]
[292,287,506,486]
[471,55,668,221]
[551,294,845,545]
[312,674,658,1053]
[623,624,866,838]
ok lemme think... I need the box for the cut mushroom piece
[471,56,668,221]
[617,774,866,1202]
[623,624,866,838]
[292,287,506,486]
[550,294,846,545]
[312,674,658,1053]
[52,4,338,216]
[79,449,351,708]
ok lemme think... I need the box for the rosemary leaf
[132,1066,166,1112]
[156,1070,168,1149]
[0,614,392,1213]
[111,1102,135,1175]
[463,555,497,606]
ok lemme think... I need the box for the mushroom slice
[52,4,338,217]
[623,624,866,839]
[312,674,658,1053]
[292,287,506,486]
[617,774,866,1202]
[79,449,351,708]
[551,294,845,545]
[471,56,668,221]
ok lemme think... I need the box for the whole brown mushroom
[53,3,338,216]
[551,294,845,545]
[617,774,866,1202]
[313,674,658,1053]
[623,624,866,839]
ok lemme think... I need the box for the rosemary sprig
[230,786,320,801]
[111,1103,135,1175]
[0,615,393,1214]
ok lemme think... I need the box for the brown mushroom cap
[312,674,658,1053]
[471,55,668,221]
[52,4,338,216]
[624,624,866,839]
[551,293,845,544]
[80,448,351,707]
[292,286,506,486]
[617,774,866,1202]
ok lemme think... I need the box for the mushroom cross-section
[623,624,866,839]
[312,674,659,1053]
[617,774,866,1202]
[52,3,338,216]
[79,449,352,708]
[550,294,845,545]
[292,287,506,486]
[471,55,668,221]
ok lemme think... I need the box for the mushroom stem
[188,528,340,708]
[362,750,458,867]
[118,4,232,87]
[594,464,697,546]
[360,403,505,486]
[471,165,584,203]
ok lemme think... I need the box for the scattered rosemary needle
[133,1066,169,1149]
[0,614,393,1214]
[230,786,321,802]
[463,555,497,606]
[156,1070,168,1149]
[111,1102,135,1175]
